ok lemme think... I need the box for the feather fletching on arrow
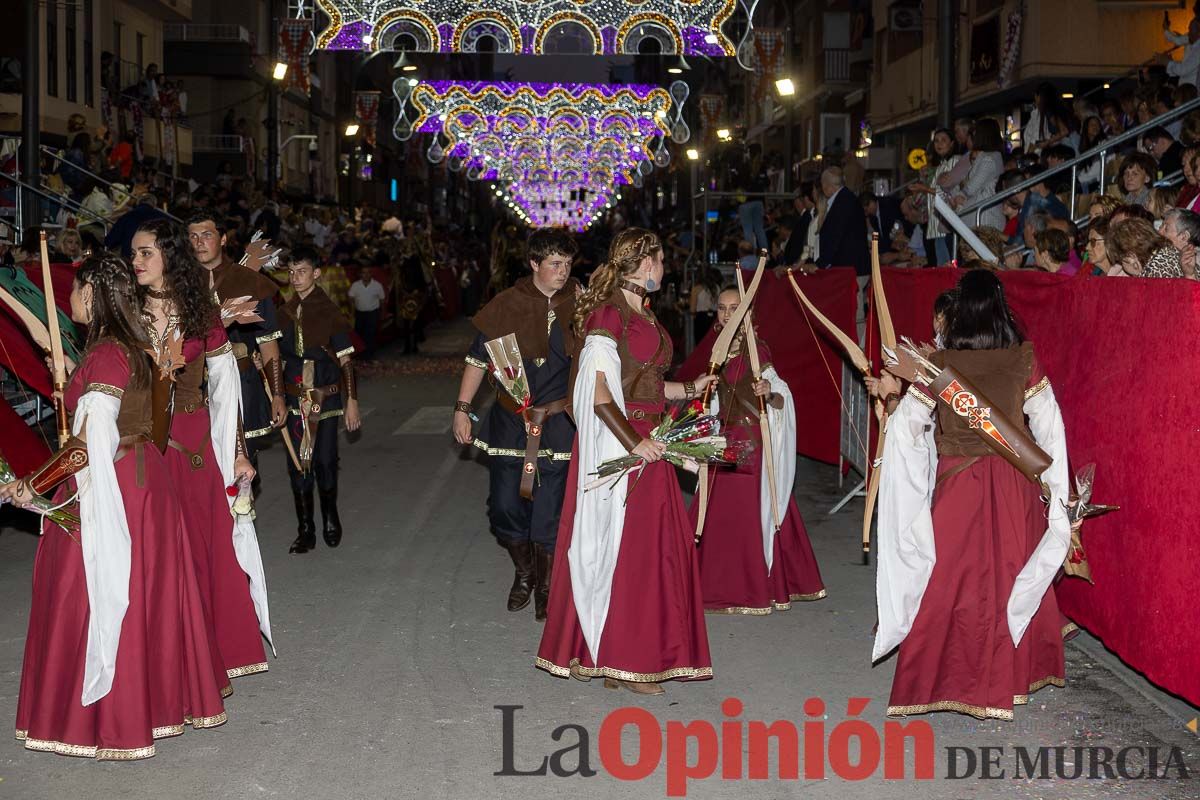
[220,295,265,326]
[241,231,283,273]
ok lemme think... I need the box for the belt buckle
[528,423,542,436]
[631,409,645,420]
[190,454,204,470]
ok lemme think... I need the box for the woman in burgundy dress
[692,288,825,614]
[1,255,229,759]
[536,228,717,695]
[873,270,1070,720]
[131,219,272,681]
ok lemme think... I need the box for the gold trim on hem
[186,711,228,729]
[1061,622,1079,639]
[887,674,1065,721]
[1024,376,1051,400]
[704,590,826,616]
[220,683,234,698]
[535,657,712,683]
[85,382,124,399]
[152,724,185,739]
[227,662,268,679]
[471,438,572,461]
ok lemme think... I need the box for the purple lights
[326,20,371,51]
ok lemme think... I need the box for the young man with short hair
[452,229,579,622]
[279,246,361,553]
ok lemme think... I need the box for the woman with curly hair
[1,255,229,759]
[537,228,718,695]
[1106,217,1184,277]
[131,219,273,682]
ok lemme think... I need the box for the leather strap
[594,402,642,453]
[340,358,357,402]
[935,456,980,489]
[515,398,570,500]
[167,428,212,471]
[114,434,150,488]
[264,356,284,398]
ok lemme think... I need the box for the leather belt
[627,408,664,425]
[114,434,151,488]
[168,429,212,471]
[285,382,340,398]
[286,382,339,473]
[497,392,569,500]
[935,456,980,489]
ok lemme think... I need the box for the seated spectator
[108,132,134,180]
[1024,82,1073,155]
[1116,153,1159,208]
[736,239,758,271]
[773,216,801,268]
[1088,195,1121,223]
[1161,207,1200,278]
[1033,228,1073,273]
[1141,126,1185,177]
[1109,203,1157,226]
[1002,165,1069,246]
[1020,211,1055,268]
[1148,186,1178,219]
[1107,217,1184,277]
[956,225,1007,267]
[861,190,908,252]
[1083,217,1111,276]
[55,228,84,265]
[1177,146,1200,210]
[1047,218,1083,275]
[1100,100,1126,138]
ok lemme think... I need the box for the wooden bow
[40,232,70,447]
[694,253,768,544]
[862,235,897,562]
[736,264,779,531]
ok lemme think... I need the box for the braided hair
[134,218,218,340]
[573,227,663,332]
[75,254,153,389]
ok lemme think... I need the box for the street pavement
[0,320,1196,800]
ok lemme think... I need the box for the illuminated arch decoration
[373,11,440,52]
[313,0,738,56]
[394,79,691,228]
[535,13,603,55]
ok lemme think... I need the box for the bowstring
[0,324,56,454]
[797,294,870,468]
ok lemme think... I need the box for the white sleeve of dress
[872,391,938,663]
[761,366,796,575]
[567,333,630,664]
[74,391,132,706]
[1006,383,1070,647]
[207,348,274,653]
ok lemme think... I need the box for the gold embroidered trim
[887,675,1064,721]
[205,342,233,357]
[1061,622,1079,639]
[186,711,228,729]
[1024,376,1051,400]
[221,683,234,698]
[906,385,936,410]
[535,657,713,683]
[335,346,356,359]
[705,589,827,616]
[153,724,185,738]
[244,424,275,439]
[464,355,489,370]
[17,732,157,760]
[85,382,124,399]
[256,330,283,344]
[587,329,617,342]
[471,438,572,461]
[289,407,344,421]
[227,662,268,679]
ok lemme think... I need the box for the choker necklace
[618,280,646,298]
[146,287,170,300]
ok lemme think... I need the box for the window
[46,0,58,97]
[65,4,76,102]
[84,0,93,106]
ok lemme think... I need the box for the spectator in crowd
[1160,207,1200,277]
[816,166,869,275]
[1084,217,1111,276]
[1032,228,1073,273]
[736,143,771,251]
[1019,211,1055,268]
[951,118,1006,230]
[1162,14,1200,89]
[1100,100,1127,138]
[956,225,1007,267]
[914,127,962,265]
[104,194,169,256]
[1109,203,1157,226]
[790,181,817,258]
[1142,126,1185,176]
[1176,146,1200,208]
[1089,195,1121,222]
[55,229,85,265]
[1108,217,1184,277]
[1118,152,1159,208]
[1048,218,1084,275]
[1024,82,1076,155]
[773,216,802,268]
[108,131,135,180]
[689,266,721,341]
[347,268,388,359]
[330,225,360,263]
[1148,185,1179,218]
[861,190,908,253]
[999,165,1069,246]
[736,239,758,271]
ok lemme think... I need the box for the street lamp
[667,55,691,75]
[272,61,288,81]
[686,148,700,161]
[393,52,417,72]
[775,78,796,97]
[716,128,731,141]
[344,123,360,137]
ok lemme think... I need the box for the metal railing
[193,135,246,153]
[0,170,114,232]
[38,146,185,224]
[825,49,850,84]
[948,94,1200,256]
[163,24,251,43]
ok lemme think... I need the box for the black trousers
[486,456,569,551]
[354,308,381,357]
[286,415,339,493]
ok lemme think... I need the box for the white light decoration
[313,0,739,57]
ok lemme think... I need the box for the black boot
[319,487,343,548]
[502,539,535,612]
[533,544,552,622]
[289,490,316,553]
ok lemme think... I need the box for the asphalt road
[0,321,1196,800]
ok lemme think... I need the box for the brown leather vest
[114,377,156,440]
[931,343,1033,457]
[610,296,671,404]
[716,350,761,430]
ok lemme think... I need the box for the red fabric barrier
[0,308,54,475]
[675,268,859,465]
[872,266,1200,706]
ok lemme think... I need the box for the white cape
[872,384,1070,662]
[566,334,630,664]
[207,348,274,653]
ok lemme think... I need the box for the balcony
[824,49,850,84]
[194,135,245,154]
[163,25,256,79]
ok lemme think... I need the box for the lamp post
[20,1,40,228]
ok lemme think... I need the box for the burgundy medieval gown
[885,344,1066,720]
[15,342,230,759]
[165,322,267,679]
[537,298,712,682]
[691,340,826,614]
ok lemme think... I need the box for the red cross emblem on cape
[939,379,1019,458]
